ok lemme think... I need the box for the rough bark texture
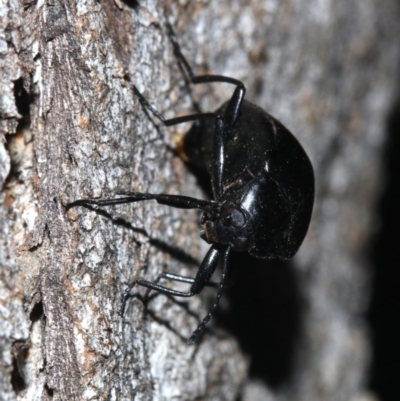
[0,0,399,401]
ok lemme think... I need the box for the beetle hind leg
[120,277,195,316]
[121,244,231,344]
[188,245,231,344]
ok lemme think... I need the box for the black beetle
[69,24,314,344]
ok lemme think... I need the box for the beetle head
[201,201,253,251]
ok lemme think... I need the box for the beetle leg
[120,244,226,344]
[166,22,195,80]
[166,22,247,115]
[190,76,246,130]
[68,191,219,217]
[122,244,222,314]
[191,81,245,200]
[212,116,225,200]
[223,83,246,128]
[188,245,231,344]
[120,278,195,316]
[137,272,219,302]
[154,272,219,289]
[139,271,220,305]
[132,85,218,127]
[166,22,246,198]
[155,272,232,291]
[189,244,223,294]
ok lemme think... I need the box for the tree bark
[0,0,399,401]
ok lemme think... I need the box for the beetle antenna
[187,246,231,344]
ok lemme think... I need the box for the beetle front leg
[67,191,219,217]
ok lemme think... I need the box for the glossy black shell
[184,100,314,260]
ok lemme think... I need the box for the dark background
[368,99,400,401]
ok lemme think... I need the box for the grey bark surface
[0,0,399,401]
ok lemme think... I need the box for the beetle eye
[222,205,247,228]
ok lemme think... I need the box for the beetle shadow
[215,253,303,389]
[73,203,200,267]
[131,292,199,344]
[147,292,231,348]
